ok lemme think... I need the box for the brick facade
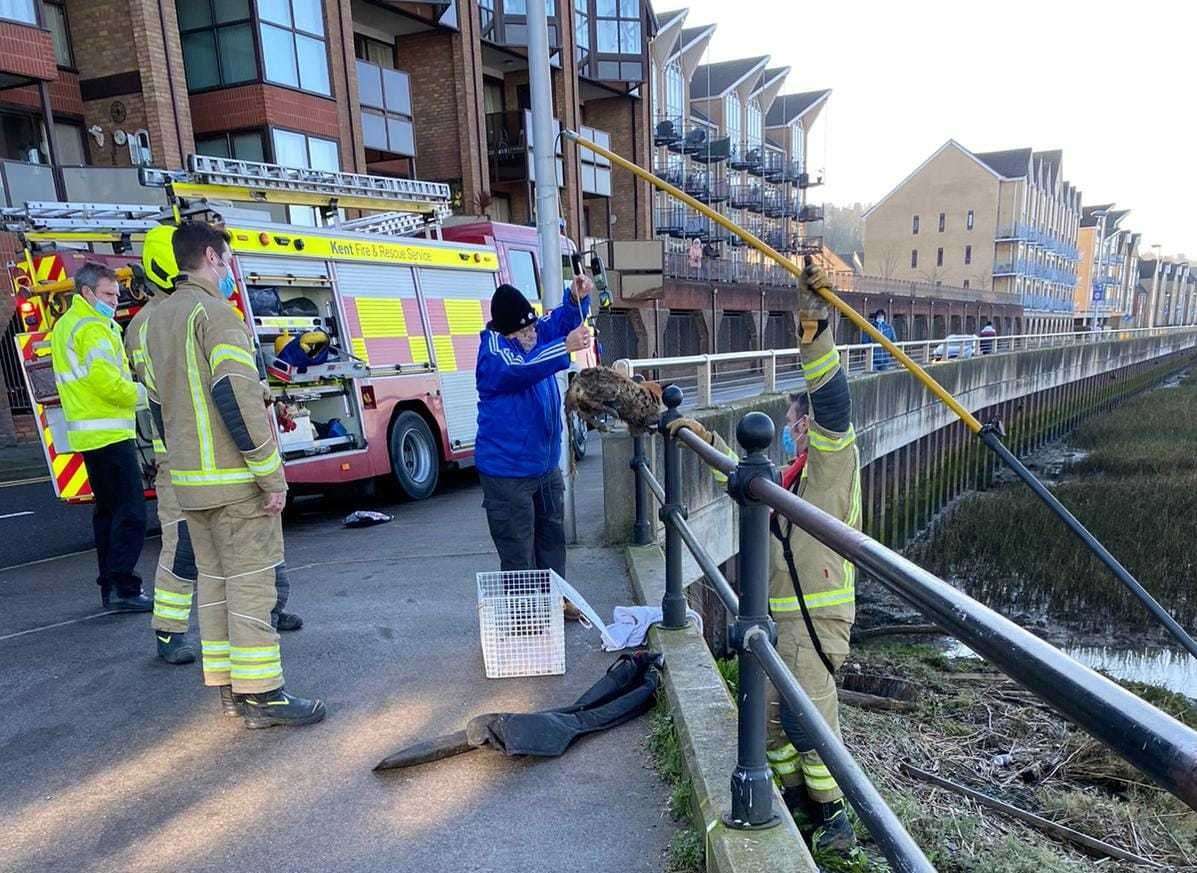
[0,21,57,82]
[190,85,343,143]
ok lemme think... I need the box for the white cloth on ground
[601,605,704,651]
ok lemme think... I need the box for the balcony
[992,260,1025,277]
[728,143,753,172]
[654,161,684,187]
[762,189,787,218]
[684,170,729,204]
[0,160,166,207]
[654,205,684,237]
[796,204,824,223]
[654,116,684,149]
[790,234,823,256]
[761,150,785,182]
[662,250,800,288]
[681,210,709,240]
[486,110,564,184]
[730,184,763,211]
[761,229,786,251]
[796,170,823,189]
[743,146,766,177]
[689,134,731,165]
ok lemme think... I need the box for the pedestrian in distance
[867,308,897,371]
[475,275,594,620]
[668,262,861,855]
[146,221,323,728]
[49,262,152,613]
[979,320,997,354]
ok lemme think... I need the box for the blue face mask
[218,265,236,299]
[93,299,116,319]
[781,425,796,457]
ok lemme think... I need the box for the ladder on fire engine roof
[338,208,450,237]
[141,155,454,222]
[1,202,166,235]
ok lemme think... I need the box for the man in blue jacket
[476,276,593,610]
[867,308,897,371]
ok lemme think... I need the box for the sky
[659,0,1196,258]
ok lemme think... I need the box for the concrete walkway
[0,438,676,873]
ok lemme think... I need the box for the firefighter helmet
[142,225,179,290]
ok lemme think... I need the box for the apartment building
[863,140,1082,334]
[0,0,665,444]
[1074,205,1139,329]
[1138,256,1195,328]
[601,5,832,361]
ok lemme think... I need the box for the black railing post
[658,385,688,629]
[724,411,781,830]
[631,432,653,546]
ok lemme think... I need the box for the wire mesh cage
[476,569,566,679]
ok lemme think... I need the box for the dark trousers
[81,439,147,597]
[480,468,566,578]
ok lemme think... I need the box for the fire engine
[5,155,597,503]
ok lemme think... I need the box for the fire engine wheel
[389,411,440,500]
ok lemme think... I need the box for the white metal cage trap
[476,569,567,678]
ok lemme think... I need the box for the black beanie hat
[488,283,537,335]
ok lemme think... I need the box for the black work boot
[219,686,245,718]
[156,631,197,665]
[811,799,856,854]
[274,611,303,632]
[241,688,326,729]
[781,786,818,830]
[107,591,153,612]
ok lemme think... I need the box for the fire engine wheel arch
[388,409,440,500]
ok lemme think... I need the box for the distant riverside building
[1074,206,1139,329]
[863,141,1082,334]
[1138,257,1196,328]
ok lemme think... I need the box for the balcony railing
[729,184,763,211]
[761,150,785,182]
[743,146,766,177]
[654,161,684,187]
[486,110,563,184]
[689,134,732,165]
[0,160,167,207]
[796,204,823,223]
[727,142,759,172]
[654,115,684,149]
[796,170,823,189]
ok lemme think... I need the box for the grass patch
[648,698,704,873]
[910,370,1197,629]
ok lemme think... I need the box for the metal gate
[1,312,31,414]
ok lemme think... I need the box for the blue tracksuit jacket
[474,295,590,478]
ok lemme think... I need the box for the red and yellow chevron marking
[16,331,93,503]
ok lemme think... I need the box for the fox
[565,367,664,435]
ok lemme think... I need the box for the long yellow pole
[563,130,982,433]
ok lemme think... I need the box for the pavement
[0,434,677,873]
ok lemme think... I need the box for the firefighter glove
[666,417,713,445]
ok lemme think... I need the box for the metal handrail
[616,326,1197,407]
[631,390,1197,870]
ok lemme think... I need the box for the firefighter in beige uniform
[668,263,859,853]
[145,221,325,729]
[124,232,197,666]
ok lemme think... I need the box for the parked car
[933,334,979,361]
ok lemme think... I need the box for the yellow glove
[665,416,713,445]
[798,260,833,342]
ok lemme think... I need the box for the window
[478,0,494,34]
[724,95,741,146]
[507,248,540,300]
[358,61,414,156]
[912,214,919,234]
[967,209,974,230]
[574,0,589,62]
[746,98,762,149]
[196,130,266,162]
[578,125,610,196]
[936,247,943,267]
[0,0,35,24]
[964,244,972,265]
[595,0,640,54]
[664,59,684,118]
[271,128,338,225]
[259,0,330,96]
[963,279,970,289]
[938,212,945,232]
[910,249,918,269]
[41,1,73,67]
[354,34,393,68]
[177,0,255,91]
[790,124,804,169]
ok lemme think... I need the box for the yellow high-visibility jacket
[145,275,285,510]
[50,294,145,452]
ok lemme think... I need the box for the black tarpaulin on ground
[374,652,663,771]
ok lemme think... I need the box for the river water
[947,640,1197,696]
